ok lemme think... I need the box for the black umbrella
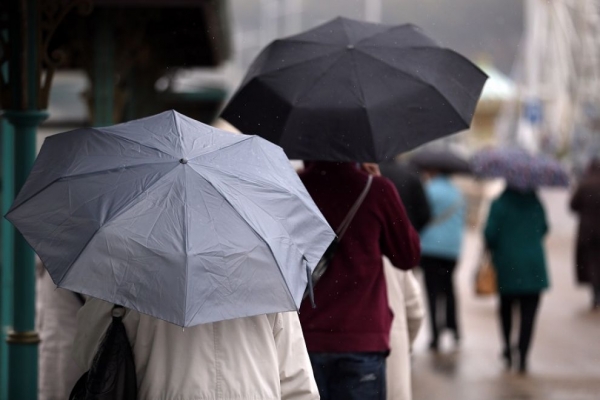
[410,149,471,175]
[221,17,487,162]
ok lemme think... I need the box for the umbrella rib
[355,24,434,47]
[292,53,348,107]
[340,17,354,44]
[187,135,253,162]
[54,163,181,286]
[182,166,190,325]
[186,167,299,309]
[6,161,176,218]
[347,49,378,158]
[355,49,472,126]
[255,49,346,80]
[94,127,178,159]
[283,38,344,47]
[353,25,397,46]
[173,111,185,158]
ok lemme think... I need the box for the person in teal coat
[484,188,550,374]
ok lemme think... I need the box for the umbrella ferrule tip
[346,44,355,50]
[180,158,188,164]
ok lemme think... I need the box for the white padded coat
[73,298,319,400]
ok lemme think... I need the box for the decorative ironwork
[39,0,93,108]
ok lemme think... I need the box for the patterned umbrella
[471,148,569,190]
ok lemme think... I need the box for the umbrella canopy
[409,149,471,175]
[221,16,487,162]
[471,148,569,190]
[6,110,335,327]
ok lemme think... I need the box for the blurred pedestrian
[570,159,600,310]
[368,162,426,400]
[484,187,549,373]
[36,262,84,400]
[74,298,319,399]
[299,161,420,400]
[383,259,424,400]
[380,160,432,232]
[419,170,466,350]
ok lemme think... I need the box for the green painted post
[0,119,15,400]
[4,111,47,400]
[3,0,48,398]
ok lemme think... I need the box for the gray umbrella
[6,110,335,327]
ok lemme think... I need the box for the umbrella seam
[173,110,184,158]
[371,46,486,108]
[92,127,179,159]
[54,163,181,287]
[355,25,437,47]
[189,159,302,255]
[195,138,333,263]
[347,48,379,158]
[5,161,177,219]
[186,166,299,311]
[188,135,254,161]
[279,38,342,47]
[182,170,285,325]
[355,49,471,126]
[183,166,190,326]
[292,53,348,107]
[353,24,397,46]
[252,47,344,79]
[340,17,353,44]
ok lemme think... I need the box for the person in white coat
[73,298,319,400]
[36,263,85,400]
[384,259,425,400]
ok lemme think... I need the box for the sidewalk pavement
[410,188,600,400]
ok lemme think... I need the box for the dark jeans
[421,256,459,344]
[499,293,541,367]
[309,352,387,400]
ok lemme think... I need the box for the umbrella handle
[306,263,316,309]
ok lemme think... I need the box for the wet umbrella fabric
[6,110,335,327]
[221,16,488,163]
[471,147,569,190]
[410,149,471,175]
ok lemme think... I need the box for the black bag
[70,306,137,400]
[304,175,373,306]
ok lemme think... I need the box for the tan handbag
[475,251,497,296]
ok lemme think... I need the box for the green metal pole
[3,0,48,398]
[4,111,47,400]
[0,119,15,400]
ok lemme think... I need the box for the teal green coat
[484,189,550,294]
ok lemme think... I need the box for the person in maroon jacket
[299,161,421,400]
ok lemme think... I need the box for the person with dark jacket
[570,159,600,309]
[298,161,420,400]
[380,160,431,232]
[484,188,549,373]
